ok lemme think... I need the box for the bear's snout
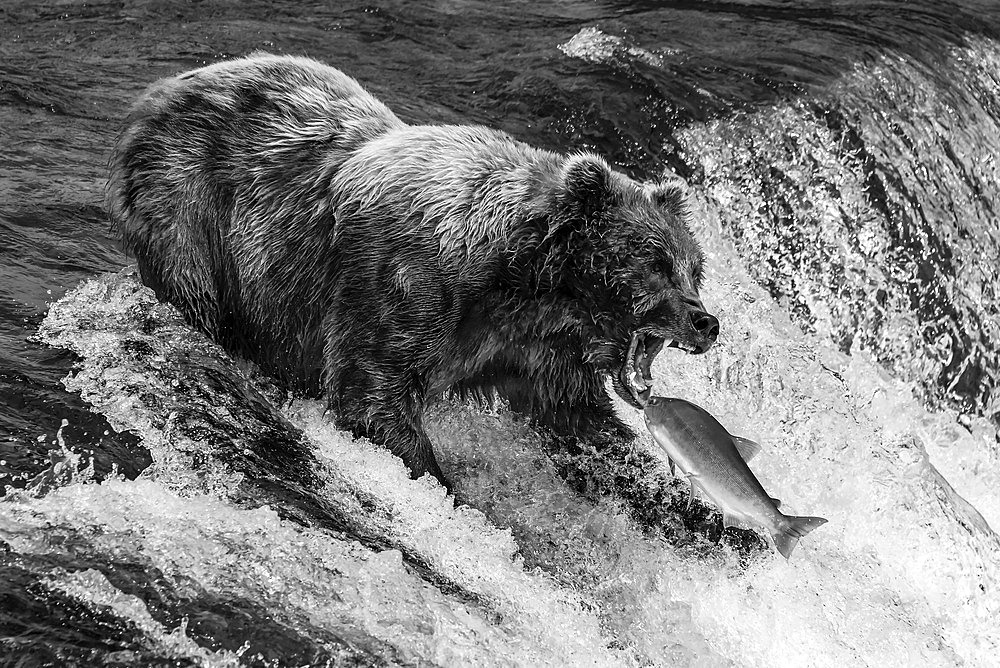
[680,295,719,353]
[689,310,720,353]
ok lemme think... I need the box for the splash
[21,246,1000,666]
[672,37,1000,424]
[31,271,645,666]
[560,23,1000,423]
[559,26,666,68]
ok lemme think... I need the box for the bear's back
[108,55,409,389]
[109,54,563,394]
[114,54,403,200]
[331,124,559,287]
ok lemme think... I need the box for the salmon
[644,396,827,558]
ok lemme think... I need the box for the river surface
[2,1,1000,666]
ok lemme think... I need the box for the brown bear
[107,54,719,489]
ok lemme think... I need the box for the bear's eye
[646,259,675,292]
[655,258,674,279]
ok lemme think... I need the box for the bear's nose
[690,310,720,341]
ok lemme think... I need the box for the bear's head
[541,154,720,408]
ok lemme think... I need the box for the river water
[2,1,999,666]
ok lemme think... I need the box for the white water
[10,175,998,665]
[562,26,1000,421]
[5,29,999,665]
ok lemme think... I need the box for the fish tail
[771,515,828,559]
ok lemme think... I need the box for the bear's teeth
[627,333,642,362]
[668,339,695,353]
[630,370,648,392]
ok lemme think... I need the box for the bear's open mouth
[619,332,667,406]
[619,333,707,407]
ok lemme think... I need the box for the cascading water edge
[670,34,1000,427]
[13,205,999,665]
[4,2,1000,666]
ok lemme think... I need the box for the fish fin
[771,515,828,559]
[732,436,761,461]
[722,511,747,529]
[685,476,701,510]
[770,497,781,509]
[668,458,676,476]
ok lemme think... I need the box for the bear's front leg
[383,421,449,491]
[334,404,449,490]
[324,307,451,490]
[328,363,449,490]
[526,383,684,533]
[505,371,634,443]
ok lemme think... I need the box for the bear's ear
[557,154,619,217]
[644,177,689,218]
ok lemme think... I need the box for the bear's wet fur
[108,54,719,489]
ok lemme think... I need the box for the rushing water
[3,1,1000,666]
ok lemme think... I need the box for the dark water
[3,1,1000,665]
